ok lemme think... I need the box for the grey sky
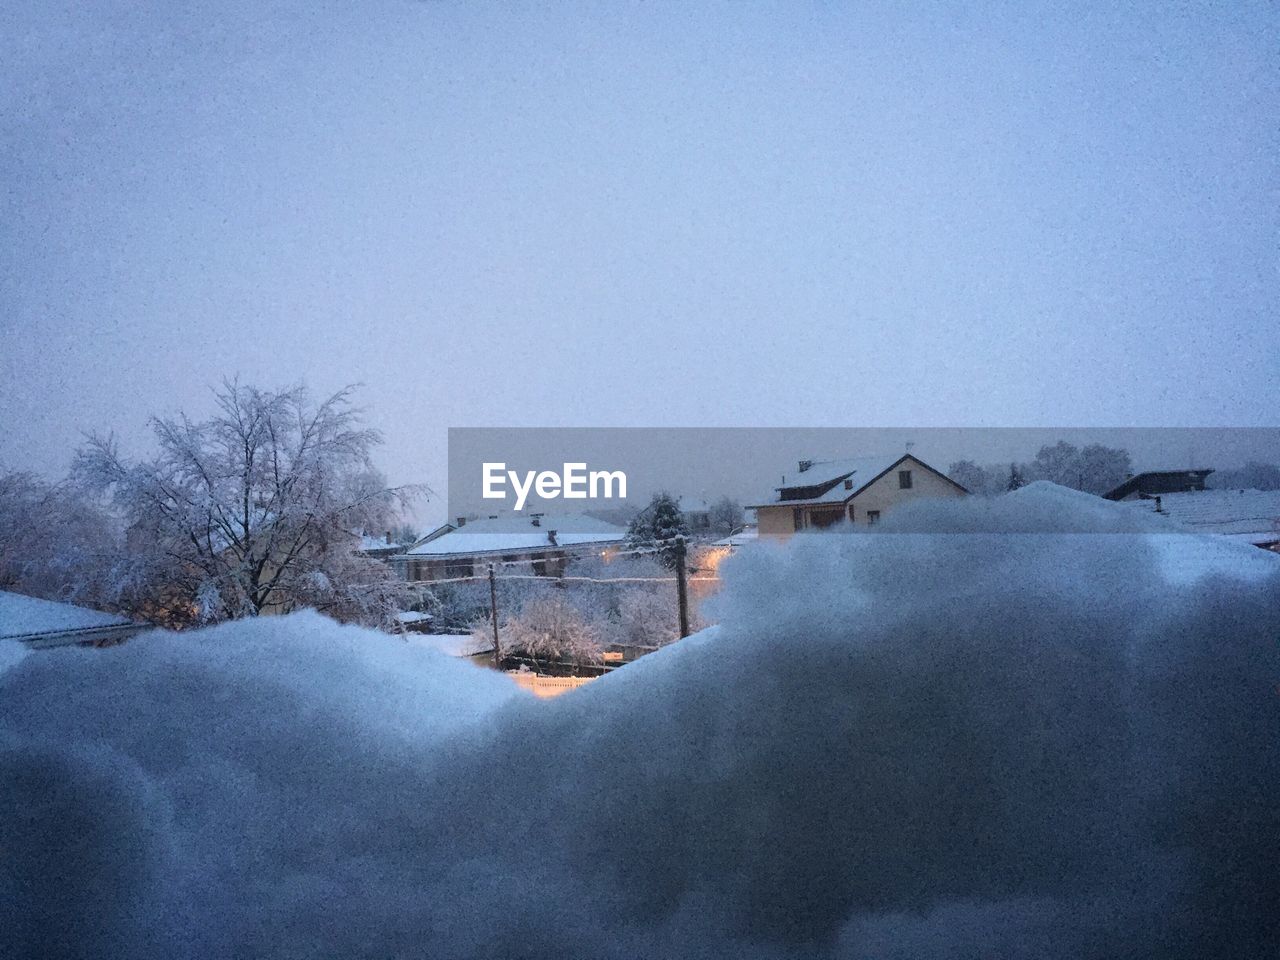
[3,1,1277,514]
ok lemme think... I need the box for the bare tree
[1025,441,1131,495]
[0,469,120,605]
[73,380,421,628]
[708,496,745,536]
[947,460,1004,496]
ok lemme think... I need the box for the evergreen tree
[1006,463,1026,491]
[625,492,689,569]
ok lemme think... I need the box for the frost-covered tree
[1073,443,1133,496]
[1026,441,1078,487]
[609,585,702,651]
[0,469,121,605]
[1208,461,1280,491]
[489,594,603,669]
[947,460,1005,496]
[625,492,689,569]
[73,380,419,628]
[708,496,745,536]
[1026,441,1131,495]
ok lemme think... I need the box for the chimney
[547,530,558,546]
[1154,496,1163,513]
[798,459,814,473]
[384,530,392,544]
[456,517,466,527]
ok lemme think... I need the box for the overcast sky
[2,1,1276,508]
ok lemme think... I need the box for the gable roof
[747,453,966,509]
[0,590,142,648]
[400,513,625,558]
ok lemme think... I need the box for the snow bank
[3,484,1277,958]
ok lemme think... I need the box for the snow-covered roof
[1117,489,1280,545]
[0,590,141,647]
[394,610,433,624]
[358,533,402,552]
[401,513,625,557]
[408,523,457,550]
[750,453,948,508]
[677,496,713,514]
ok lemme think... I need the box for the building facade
[750,454,967,537]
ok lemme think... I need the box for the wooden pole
[488,562,502,669]
[674,535,690,638]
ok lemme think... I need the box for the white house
[749,453,968,538]
[394,512,626,581]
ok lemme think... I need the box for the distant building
[408,522,458,548]
[1116,489,1280,552]
[631,495,713,534]
[1103,469,1214,501]
[394,513,626,581]
[675,496,713,533]
[0,590,145,649]
[749,453,967,537]
[356,532,408,561]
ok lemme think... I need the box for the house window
[867,510,881,525]
[793,508,805,531]
[898,470,912,489]
[847,505,855,521]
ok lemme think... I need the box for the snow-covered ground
[2,483,1277,958]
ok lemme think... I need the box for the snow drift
[3,483,1277,958]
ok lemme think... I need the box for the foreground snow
[2,483,1277,958]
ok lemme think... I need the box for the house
[408,521,458,549]
[1116,489,1280,552]
[676,496,713,533]
[1104,468,1214,501]
[749,453,968,537]
[394,512,626,581]
[0,590,145,649]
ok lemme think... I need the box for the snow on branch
[71,381,425,628]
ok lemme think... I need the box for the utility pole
[674,535,690,638]
[488,563,501,669]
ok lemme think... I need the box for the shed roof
[1116,489,1280,545]
[0,590,141,647]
